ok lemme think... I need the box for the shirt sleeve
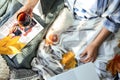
[102,0,120,33]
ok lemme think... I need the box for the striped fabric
[65,0,120,33]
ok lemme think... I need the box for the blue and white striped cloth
[65,0,120,33]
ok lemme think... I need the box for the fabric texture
[1,0,120,80]
[0,55,9,80]
[10,69,41,80]
[0,0,22,27]
[31,8,120,80]
[40,0,56,16]
[65,0,120,33]
[2,0,64,69]
[31,7,74,80]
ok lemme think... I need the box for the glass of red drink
[17,12,32,27]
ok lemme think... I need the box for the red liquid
[17,12,31,27]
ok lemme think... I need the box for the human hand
[80,43,99,63]
[9,23,18,34]
[16,0,39,18]
[79,27,111,63]
[16,4,33,18]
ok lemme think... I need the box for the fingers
[16,5,33,18]
[82,56,97,63]
[84,57,92,63]
[91,54,97,62]
[80,52,97,63]
[79,43,99,63]
[80,50,88,63]
[80,54,92,63]
[27,8,33,17]
[80,50,87,57]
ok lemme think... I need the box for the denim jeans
[0,0,22,27]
